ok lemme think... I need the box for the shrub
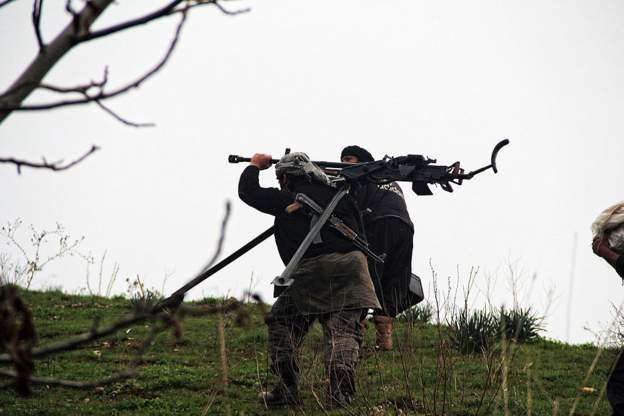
[399,302,434,324]
[448,308,498,355]
[496,306,543,343]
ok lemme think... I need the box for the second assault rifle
[228,139,510,195]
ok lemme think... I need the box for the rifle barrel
[228,154,351,169]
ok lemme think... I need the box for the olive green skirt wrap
[282,250,381,315]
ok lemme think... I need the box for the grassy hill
[0,289,618,415]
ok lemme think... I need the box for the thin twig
[94,100,155,128]
[64,0,80,32]
[80,0,183,42]
[163,201,233,303]
[0,145,99,174]
[217,310,233,415]
[41,68,109,94]
[212,1,250,16]
[0,0,18,9]
[199,201,232,273]
[32,0,45,50]
[0,68,109,100]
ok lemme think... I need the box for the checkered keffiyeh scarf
[275,152,332,186]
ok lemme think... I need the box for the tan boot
[373,315,394,351]
[360,318,369,330]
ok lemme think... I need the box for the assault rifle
[228,139,509,195]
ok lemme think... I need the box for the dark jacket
[617,256,624,278]
[356,182,413,231]
[238,166,363,265]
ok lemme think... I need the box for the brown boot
[373,315,394,351]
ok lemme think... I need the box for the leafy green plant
[448,308,498,355]
[496,306,544,343]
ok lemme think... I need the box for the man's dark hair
[341,145,374,163]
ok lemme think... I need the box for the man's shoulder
[376,182,405,198]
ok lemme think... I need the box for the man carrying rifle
[238,152,380,407]
[340,145,418,351]
[593,233,624,416]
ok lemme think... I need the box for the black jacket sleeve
[238,165,292,216]
[616,255,624,279]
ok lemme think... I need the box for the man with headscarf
[238,152,381,407]
[340,145,417,351]
[593,233,624,415]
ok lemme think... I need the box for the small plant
[85,251,120,298]
[399,302,434,324]
[448,308,498,355]
[127,275,163,310]
[496,306,544,343]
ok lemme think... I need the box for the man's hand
[250,153,273,170]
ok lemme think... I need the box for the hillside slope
[0,290,617,415]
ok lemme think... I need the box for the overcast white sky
[1,0,623,343]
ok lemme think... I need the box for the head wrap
[340,145,374,163]
[275,152,332,186]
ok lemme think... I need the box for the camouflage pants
[265,293,365,392]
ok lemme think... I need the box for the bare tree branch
[0,145,99,174]
[0,309,173,389]
[0,311,149,364]
[199,201,232,273]
[0,0,250,129]
[1,10,188,112]
[0,67,109,98]
[164,201,232,304]
[78,0,184,43]
[0,298,251,391]
[212,1,251,16]
[31,0,45,50]
[0,0,18,9]
[39,68,109,95]
[0,0,115,124]
[94,100,155,128]
[79,0,250,43]
[0,368,137,388]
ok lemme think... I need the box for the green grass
[0,289,618,415]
